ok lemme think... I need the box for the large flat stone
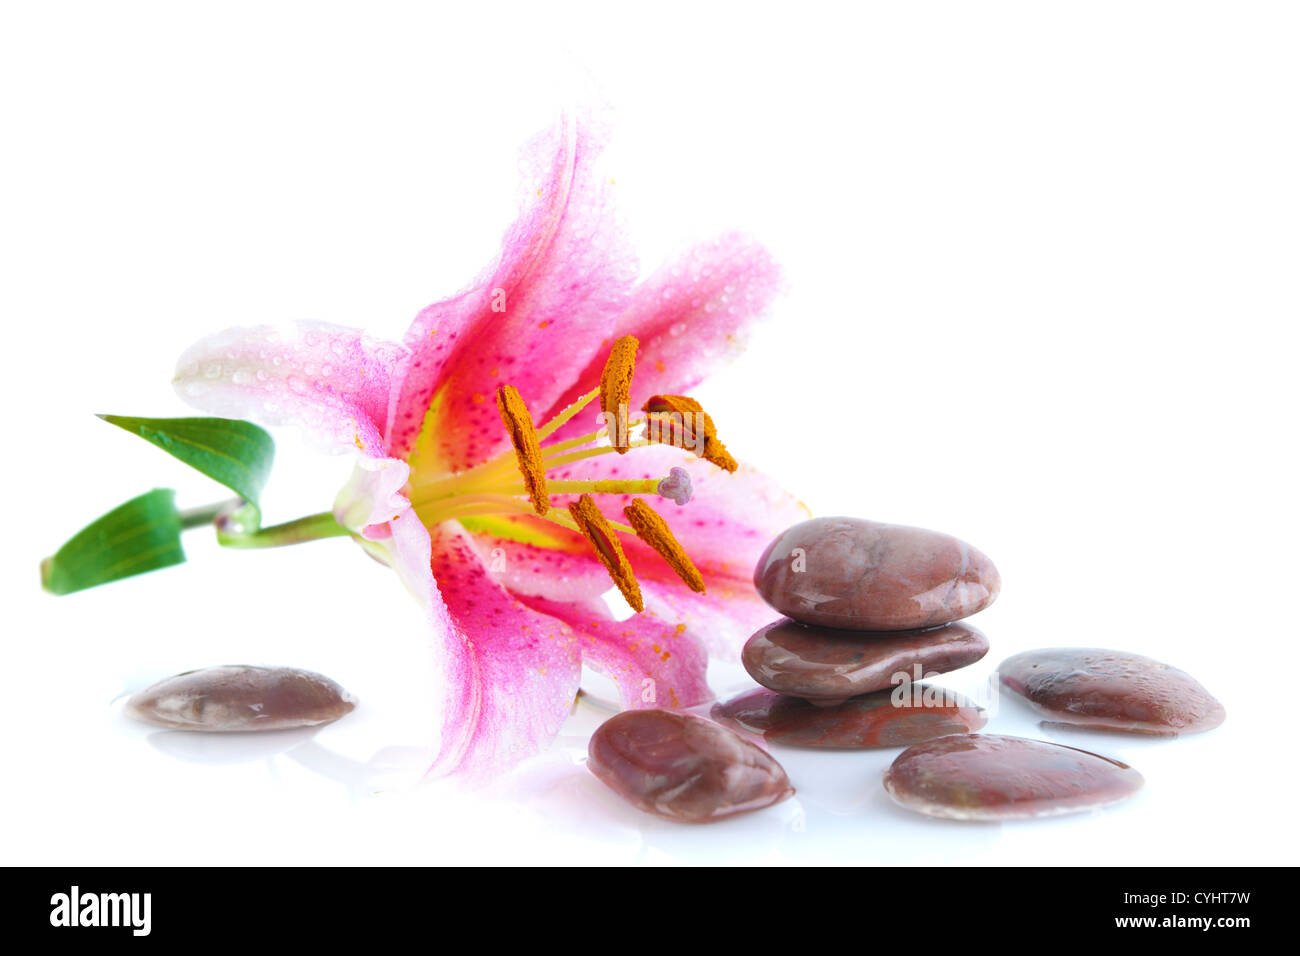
[754,517,1000,630]
[883,733,1144,820]
[999,647,1225,735]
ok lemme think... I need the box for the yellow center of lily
[402,335,733,612]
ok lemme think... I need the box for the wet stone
[883,733,1144,821]
[712,686,986,748]
[743,617,990,701]
[125,665,357,732]
[754,516,1000,630]
[998,647,1225,735]
[587,709,795,823]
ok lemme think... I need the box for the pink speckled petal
[174,321,406,456]
[386,109,636,468]
[355,510,572,783]
[425,523,583,782]
[542,233,781,437]
[459,516,612,603]
[346,502,581,785]
[382,289,484,464]
[645,581,783,661]
[518,595,712,712]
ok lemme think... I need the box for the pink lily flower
[172,111,807,781]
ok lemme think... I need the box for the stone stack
[712,516,1001,748]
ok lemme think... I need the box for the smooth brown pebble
[125,665,356,731]
[587,709,794,822]
[998,647,1225,735]
[883,733,1144,821]
[754,516,1000,630]
[743,617,989,701]
[712,685,986,748]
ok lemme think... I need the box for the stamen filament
[542,428,606,458]
[541,417,645,458]
[412,492,540,526]
[408,412,646,506]
[535,387,599,441]
[541,440,651,471]
[406,450,518,500]
[534,507,635,536]
[413,492,637,535]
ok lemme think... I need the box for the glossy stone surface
[712,686,986,748]
[883,733,1143,820]
[743,618,989,701]
[753,517,1000,630]
[587,709,794,822]
[125,665,356,732]
[999,648,1225,735]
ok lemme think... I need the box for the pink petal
[381,289,484,463]
[354,507,588,780]
[541,232,782,435]
[459,516,612,604]
[517,595,712,711]
[425,522,583,782]
[174,321,406,456]
[643,581,782,661]
[386,109,637,469]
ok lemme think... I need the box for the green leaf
[98,415,274,514]
[41,489,185,595]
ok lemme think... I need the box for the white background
[2,1,1297,865]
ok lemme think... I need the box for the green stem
[178,498,243,530]
[216,510,351,549]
